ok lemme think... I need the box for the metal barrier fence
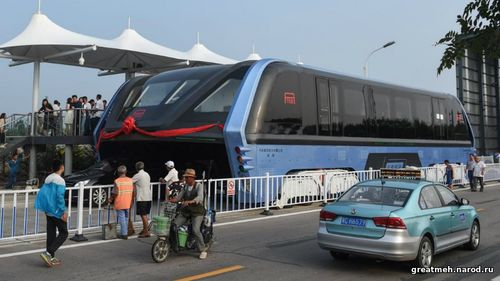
[1,164,500,241]
[0,182,165,241]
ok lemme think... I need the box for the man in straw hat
[170,168,208,259]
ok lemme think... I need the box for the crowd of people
[466,154,486,192]
[443,154,487,192]
[34,159,209,267]
[37,94,107,136]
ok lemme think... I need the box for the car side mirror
[460,198,470,205]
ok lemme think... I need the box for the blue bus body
[225,59,474,178]
[95,59,474,201]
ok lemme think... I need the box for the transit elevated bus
[94,59,474,183]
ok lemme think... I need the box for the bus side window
[414,96,433,140]
[394,95,416,139]
[329,81,342,136]
[300,73,317,135]
[342,82,368,137]
[432,98,446,140]
[373,89,393,138]
[316,78,330,136]
[262,70,302,135]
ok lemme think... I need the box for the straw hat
[183,169,196,178]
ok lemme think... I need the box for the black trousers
[46,215,68,257]
[474,177,484,191]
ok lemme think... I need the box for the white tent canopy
[186,43,238,65]
[246,52,262,60]
[245,45,262,61]
[0,12,238,73]
[0,11,240,180]
[0,10,241,105]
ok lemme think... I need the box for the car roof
[357,179,436,190]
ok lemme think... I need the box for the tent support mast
[125,72,135,81]
[29,61,40,180]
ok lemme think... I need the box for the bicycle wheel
[151,239,170,263]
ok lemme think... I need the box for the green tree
[436,0,500,75]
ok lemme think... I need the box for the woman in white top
[0,113,6,144]
[64,97,74,136]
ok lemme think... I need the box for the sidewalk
[0,202,322,255]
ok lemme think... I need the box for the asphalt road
[0,184,499,281]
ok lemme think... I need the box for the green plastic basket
[178,229,188,248]
[152,216,170,236]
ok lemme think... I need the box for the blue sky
[0,0,468,114]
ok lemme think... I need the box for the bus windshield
[121,65,227,111]
[132,79,200,107]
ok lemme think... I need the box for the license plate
[340,217,366,227]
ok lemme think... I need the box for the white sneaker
[199,251,207,260]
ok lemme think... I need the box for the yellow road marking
[476,208,484,212]
[175,265,244,281]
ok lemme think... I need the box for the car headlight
[74,180,91,187]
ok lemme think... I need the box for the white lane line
[491,275,500,281]
[0,236,137,259]
[0,209,321,259]
[214,209,321,227]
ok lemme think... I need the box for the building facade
[456,50,500,155]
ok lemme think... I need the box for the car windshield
[338,185,412,207]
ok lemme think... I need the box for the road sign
[227,180,235,196]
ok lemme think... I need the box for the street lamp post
[363,41,396,78]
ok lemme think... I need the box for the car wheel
[413,236,433,268]
[330,251,349,260]
[92,188,108,206]
[464,220,480,250]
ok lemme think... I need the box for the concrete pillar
[125,72,135,81]
[64,145,73,176]
[31,61,40,136]
[29,145,36,179]
[29,61,41,180]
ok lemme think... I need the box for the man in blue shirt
[6,151,24,189]
[35,160,68,267]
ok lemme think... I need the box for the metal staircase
[0,137,29,158]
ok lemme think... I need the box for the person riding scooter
[169,169,208,260]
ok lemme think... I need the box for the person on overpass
[0,113,6,146]
[35,160,68,267]
[170,169,208,259]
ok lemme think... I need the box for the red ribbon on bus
[96,116,224,149]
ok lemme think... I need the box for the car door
[435,185,469,233]
[419,185,449,237]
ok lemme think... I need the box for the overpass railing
[0,164,499,241]
[1,108,104,138]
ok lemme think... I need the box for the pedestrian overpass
[0,109,95,183]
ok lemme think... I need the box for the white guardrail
[1,164,500,241]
